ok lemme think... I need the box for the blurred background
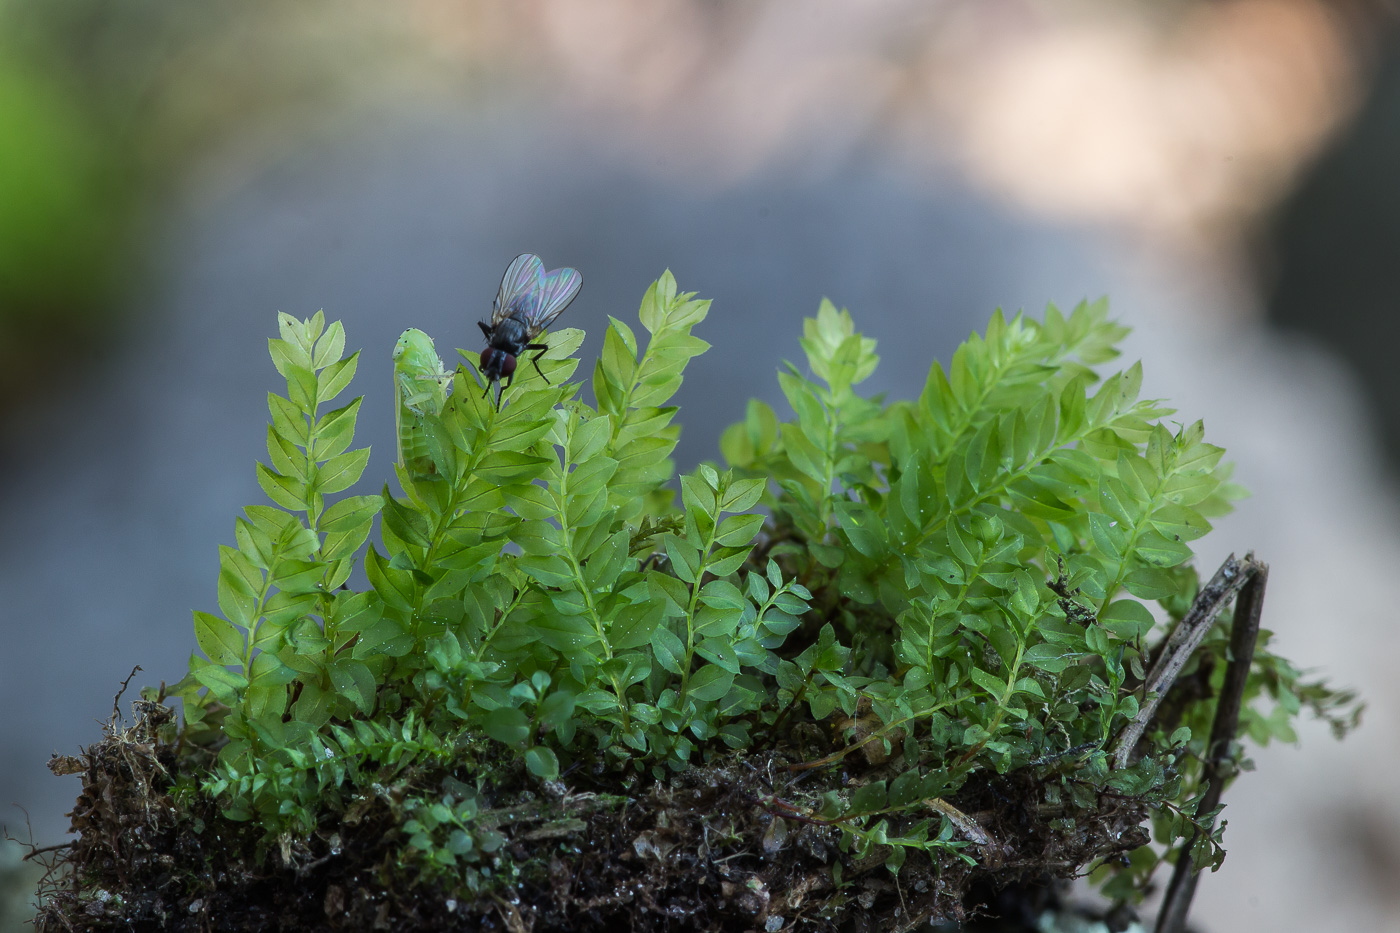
[1,0,1398,929]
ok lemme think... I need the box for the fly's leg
[526,342,551,384]
[486,369,515,412]
[481,377,502,409]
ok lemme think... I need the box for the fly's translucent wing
[492,253,544,325]
[520,265,582,334]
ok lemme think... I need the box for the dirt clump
[33,702,1148,932]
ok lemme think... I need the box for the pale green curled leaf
[392,327,452,480]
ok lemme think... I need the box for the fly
[478,252,582,409]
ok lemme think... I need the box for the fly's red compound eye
[500,354,517,377]
[481,347,498,368]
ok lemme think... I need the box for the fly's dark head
[479,346,517,381]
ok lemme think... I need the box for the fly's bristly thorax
[488,313,531,355]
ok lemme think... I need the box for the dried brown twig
[1155,559,1268,933]
[1111,554,1260,770]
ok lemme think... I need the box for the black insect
[477,252,582,409]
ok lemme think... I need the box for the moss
[29,272,1361,930]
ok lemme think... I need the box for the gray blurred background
[2,1,1399,929]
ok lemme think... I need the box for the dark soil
[30,702,1149,932]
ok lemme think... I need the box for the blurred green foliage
[0,0,413,414]
[0,66,127,310]
[0,56,134,408]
